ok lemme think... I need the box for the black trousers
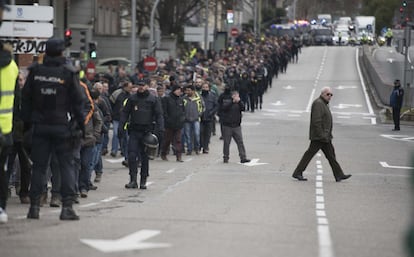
[0,134,13,209]
[127,130,149,178]
[200,121,212,151]
[6,141,32,198]
[392,106,401,130]
[30,133,77,204]
[293,140,345,180]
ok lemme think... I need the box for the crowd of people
[0,29,302,223]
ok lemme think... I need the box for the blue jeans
[92,143,103,174]
[79,145,95,192]
[184,121,200,153]
[111,120,119,154]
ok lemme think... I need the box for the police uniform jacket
[119,90,164,133]
[309,96,332,142]
[21,56,86,137]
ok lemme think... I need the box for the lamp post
[149,0,161,57]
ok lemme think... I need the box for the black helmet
[143,133,158,160]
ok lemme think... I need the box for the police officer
[0,0,18,223]
[21,39,86,220]
[119,79,164,189]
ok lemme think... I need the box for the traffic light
[64,28,72,47]
[88,42,97,59]
[80,31,87,52]
[403,0,408,7]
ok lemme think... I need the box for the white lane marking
[318,217,329,225]
[80,230,171,253]
[271,101,285,106]
[166,168,176,174]
[337,116,351,119]
[101,196,119,202]
[371,118,377,124]
[333,104,362,109]
[336,85,358,90]
[184,158,193,162]
[146,181,154,186]
[105,158,124,163]
[315,154,334,257]
[307,88,316,112]
[242,158,268,166]
[80,203,99,208]
[317,169,323,174]
[288,114,301,117]
[381,134,414,142]
[318,225,334,257]
[243,122,261,126]
[356,47,375,117]
[316,210,326,217]
[379,161,414,170]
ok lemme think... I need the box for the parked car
[311,28,334,45]
[95,57,132,73]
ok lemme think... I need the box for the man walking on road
[292,87,351,182]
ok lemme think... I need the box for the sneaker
[94,173,102,183]
[50,195,61,208]
[110,152,117,157]
[0,207,8,223]
[80,190,88,198]
[240,159,251,163]
[101,148,108,156]
[122,160,129,167]
[89,183,98,190]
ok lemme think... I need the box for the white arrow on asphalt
[381,134,414,142]
[283,85,294,90]
[379,162,414,170]
[80,230,171,253]
[333,103,362,109]
[386,58,394,63]
[271,101,285,106]
[241,158,268,166]
[105,157,124,163]
[336,85,358,90]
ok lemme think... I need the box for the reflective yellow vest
[0,60,18,134]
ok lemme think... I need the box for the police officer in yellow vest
[0,0,18,224]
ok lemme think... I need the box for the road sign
[231,27,239,37]
[0,21,53,38]
[143,56,157,72]
[3,5,54,21]
[86,61,96,81]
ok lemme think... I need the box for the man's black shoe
[60,207,79,220]
[122,160,129,167]
[335,174,352,182]
[27,206,40,219]
[140,177,147,190]
[392,128,400,131]
[292,174,308,181]
[240,159,251,163]
[125,181,138,189]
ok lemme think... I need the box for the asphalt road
[1,46,413,257]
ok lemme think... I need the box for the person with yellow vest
[0,0,18,224]
[183,84,204,155]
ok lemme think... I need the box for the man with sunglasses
[292,87,351,182]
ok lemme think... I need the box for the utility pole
[149,0,161,57]
[130,0,136,74]
[204,0,209,56]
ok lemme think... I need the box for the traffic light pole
[403,25,411,88]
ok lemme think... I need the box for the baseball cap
[45,38,65,57]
